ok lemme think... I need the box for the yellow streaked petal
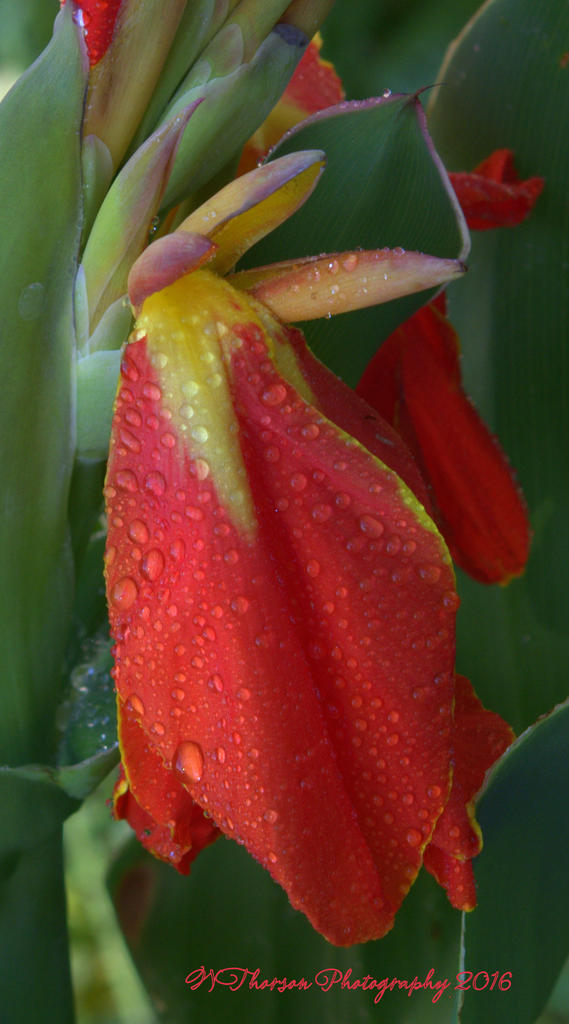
[178,151,325,274]
[137,270,279,533]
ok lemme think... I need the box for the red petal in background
[449,149,544,230]
[357,301,531,584]
[423,675,514,909]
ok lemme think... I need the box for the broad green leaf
[428,0,569,731]
[427,3,569,1020]
[0,6,86,764]
[459,702,569,1024]
[109,836,461,1024]
[241,94,468,385]
[321,0,484,98]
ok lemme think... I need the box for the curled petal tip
[127,232,217,313]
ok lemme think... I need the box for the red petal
[423,675,514,910]
[357,302,531,584]
[62,0,124,65]
[113,706,219,873]
[282,323,434,514]
[449,149,544,230]
[105,270,459,945]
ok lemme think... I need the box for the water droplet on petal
[359,515,384,538]
[217,746,226,764]
[262,383,287,406]
[342,253,358,272]
[116,471,139,495]
[311,503,332,522]
[418,564,442,583]
[264,809,278,824]
[290,473,307,491]
[111,576,138,610]
[128,693,145,717]
[145,471,166,496]
[169,539,186,562]
[174,740,204,783]
[306,559,320,577]
[406,829,422,847]
[143,382,162,402]
[191,425,209,443]
[141,548,165,581]
[128,519,149,544]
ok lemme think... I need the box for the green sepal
[129,0,244,154]
[77,350,122,460]
[82,108,196,331]
[160,24,309,209]
[80,134,114,244]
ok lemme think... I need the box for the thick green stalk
[0,829,74,1024]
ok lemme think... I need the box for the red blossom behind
[61,0,124,65]
[449,149,544,231]
[357,151,541,584]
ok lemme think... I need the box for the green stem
[0,827,75,1024]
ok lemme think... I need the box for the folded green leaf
[460,700,569,1024]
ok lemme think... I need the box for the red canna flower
[357,151,541,584]
[104,154,513,945]
[449,149,544,231]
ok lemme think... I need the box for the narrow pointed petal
[178,150,325,275]
[357,302,531,583]
[423,675,514,909]
[238,34,344,173]
[449,149,544,231]
[105,269,459,945]
[229,249,465,321]
[82,106,198,329]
